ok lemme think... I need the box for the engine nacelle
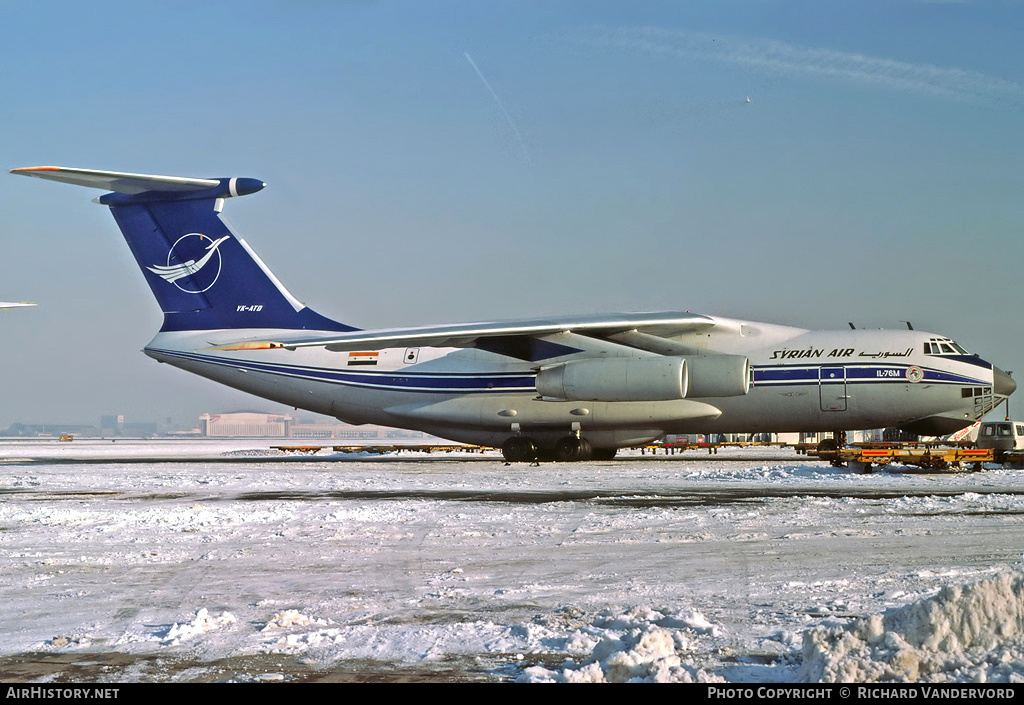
[684,354,750,398]
[536,356,688,402]
[535,354,750,402]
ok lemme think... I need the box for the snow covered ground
[1,439,1023,683]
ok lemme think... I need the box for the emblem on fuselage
[147,234,229,293]
[906,366,924,383]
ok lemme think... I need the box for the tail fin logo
[147,234,229,293]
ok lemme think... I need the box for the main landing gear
[501,436,538,463]
[501,434,617,462]
[554,435,591,462]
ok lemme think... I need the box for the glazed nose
[994,367,1016,398]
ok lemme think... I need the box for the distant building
[98,414,158,437]
[289,421,429,440]
[0,422,98,437]
[100,415,123,434]
[289,423,380,440]
[199,412,432,440]
[200,412,292,437]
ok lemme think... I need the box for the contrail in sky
[567,26,1024,108]
[464,51,532,163]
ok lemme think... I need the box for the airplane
[11,165,1016,461]
[0,302,34,309]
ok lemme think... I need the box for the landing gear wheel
[590,448,618,461]
[501,436,537,462]
[554,436,592,462]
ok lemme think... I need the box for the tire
[817,438,839,453]
[554,436,583,462]
[501,436,537,462]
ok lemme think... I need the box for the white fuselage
[145,316,1003,448]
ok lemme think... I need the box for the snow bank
[219,449,285,457]
[161,608,237,645]
[518,606,724,683]
[261,609,330,631]
[801,571,1024,682]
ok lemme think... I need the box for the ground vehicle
[975,421,1024,451]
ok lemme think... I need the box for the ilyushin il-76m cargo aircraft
[12,166,1016,461]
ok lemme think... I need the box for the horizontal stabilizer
[10,166,221,195]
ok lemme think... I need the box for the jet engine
[684,354,750,398]
[535,355,749,402]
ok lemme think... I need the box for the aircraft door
[819,366,848,412]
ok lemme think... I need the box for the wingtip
[10,166,61,174]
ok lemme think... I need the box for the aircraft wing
[0,302,35,309]
[204,311,720,359]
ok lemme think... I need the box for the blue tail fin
[12,167,354,333]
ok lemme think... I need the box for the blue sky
[1,0,1022,428]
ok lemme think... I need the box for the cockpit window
[924,338,971,356]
